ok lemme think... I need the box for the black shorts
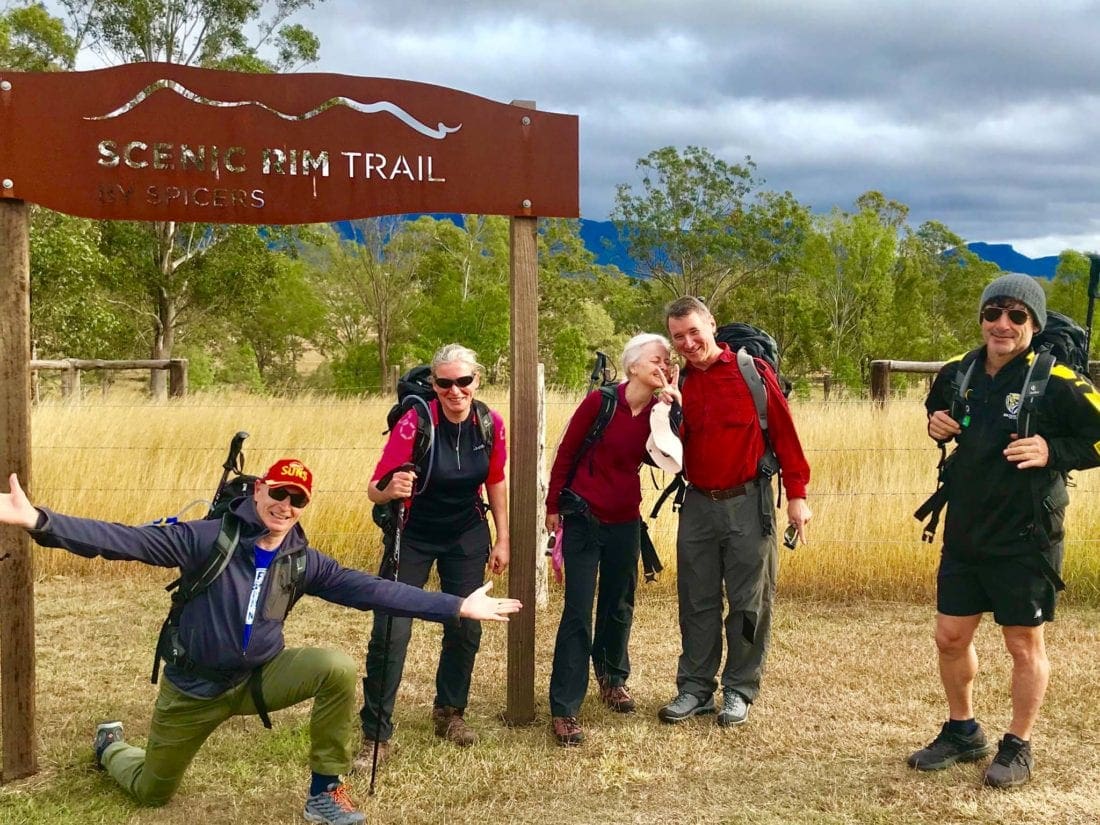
[937,548,1063,627]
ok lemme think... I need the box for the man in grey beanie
[909,272,1100,788]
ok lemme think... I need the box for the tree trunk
[149,221,177,400]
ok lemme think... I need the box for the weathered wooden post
[0,198,36,781]
[535,363,549,609]
[60,359,80,400]
[505,98,539,722]
[870,360,891,407]
[168,358,188,398]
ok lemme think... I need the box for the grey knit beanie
[979,273,1047,332]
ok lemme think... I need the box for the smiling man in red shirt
[660,296,811,727]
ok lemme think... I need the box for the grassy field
[2,390,1100,823]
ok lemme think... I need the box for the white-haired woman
[356,343,509,767]
[545,333,678,746]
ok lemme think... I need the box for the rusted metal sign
[0,64,579,223]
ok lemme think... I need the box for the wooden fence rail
[870,358,1100,404]
[29,358,188,400]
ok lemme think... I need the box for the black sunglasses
[981,306,1030,326]
[433,375,475,389]
[267,486,309,507]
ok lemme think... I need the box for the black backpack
[715,322,792,397]
[150,433,308,722]
[1033,310,1089,375]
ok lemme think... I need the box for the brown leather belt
[691,483,748,501]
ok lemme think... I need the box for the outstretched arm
[0,474,40,529]
[459,582,522,623]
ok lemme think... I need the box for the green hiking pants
[101,646,357,806]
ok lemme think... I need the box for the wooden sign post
[0,64,578,778]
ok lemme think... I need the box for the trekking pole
[369,462,415,797]
[1085,253,1100,365]
[206,431,248,519]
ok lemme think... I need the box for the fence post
[822,374,832,402]
[870,360,890,406]
[60,361,80,400]
[168,358,188,398]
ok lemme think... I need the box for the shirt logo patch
[1005,392,1022,416]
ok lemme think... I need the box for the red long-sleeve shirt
[546,383,657,524]
[680,345,809,498]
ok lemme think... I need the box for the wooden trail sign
[0,63,579,224]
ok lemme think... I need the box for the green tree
[0,2,76,70]
[306,220,423,393]
[612,146,761,305]
[44,0,325,395]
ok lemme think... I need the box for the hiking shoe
[599,682,637,714]
[92,721,124,769]
[551,716,585,747]
[907,722,993,771]
[349,739,391,775]
[303,782,365,825]
[716,689,750,727]
[983,734,1033,788]
[657,692,715,723]
[432,705,478,746]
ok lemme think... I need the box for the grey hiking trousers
[675,480,778,702]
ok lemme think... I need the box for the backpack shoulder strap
[564,385,618,489]
[736,347,768,434]
[152,512,241,684]
[472,399,495,457]
[1017,350,1055,439]
[949,349,981,424]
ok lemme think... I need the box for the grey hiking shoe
[93,721,124,769]
[907,722,992,771]
[303,782,365,825]
[349,738,391,775]
[657,691,715,723]
[983,734,1033,788]
[716,689,750,727]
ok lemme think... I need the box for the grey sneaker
[93,721,124,769]
[303,783,365,825]
[349,738,391,775]
[907,722,992,771]
[657,691,715,723]
[983,734,1033,788]
[716,689,750,727]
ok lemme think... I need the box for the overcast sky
[289,0,1100,257]
[57,0,1100,257]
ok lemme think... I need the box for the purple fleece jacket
[30,496,463,697]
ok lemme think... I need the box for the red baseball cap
[261,458,313,502]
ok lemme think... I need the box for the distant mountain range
[581,220,1061,279]
[338,216,1061,279]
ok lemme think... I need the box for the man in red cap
[0,459,521,825]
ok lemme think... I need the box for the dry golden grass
[23,390,1100,605]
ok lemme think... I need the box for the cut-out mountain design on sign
[84,79,463,140]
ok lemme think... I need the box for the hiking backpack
[150,434,308,698]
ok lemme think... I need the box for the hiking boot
[92,721,124,769]
[599,681,637,714]
[349,739,391,775]
[907,722,993,771]
[303,782,365,825]
[983,734,1033,788]
[657,691,715,723]
[551,716,585,747]
[716,689,750,727]
[432,705,478,746]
